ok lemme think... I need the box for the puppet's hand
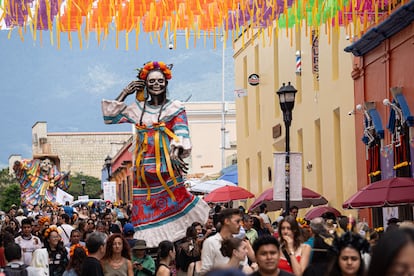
[125,80,145,94]
[13,160,21,172]
[116,80,146,101]
[170,147,189,175]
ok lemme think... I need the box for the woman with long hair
[101,233,133,276]
[220,237,253,274]
[63,244,88,276]
[77,220,88,242]
[156,240,176,276]
[43,226,69,276]
[367,227,414,276]
[326,231,369,276]
[278,215,311,276]
[177,225,202,275]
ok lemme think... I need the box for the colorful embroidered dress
[102,98,209,247]
[14,159,71,206]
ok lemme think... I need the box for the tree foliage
[67,173,103,200]
[0,184,21,211]
[0,168,21,210]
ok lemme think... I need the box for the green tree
[0,168,21,210]
[0,168,17,186]
[67,173,103,200]
[0,184,21,211]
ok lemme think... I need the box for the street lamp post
[277,82,297,215]
[105,155,112,181]
[81,179,86,196]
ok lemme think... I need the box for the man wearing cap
[123,223,137,249]
[131,240,155,276]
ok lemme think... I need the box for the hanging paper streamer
[0,0,403,47]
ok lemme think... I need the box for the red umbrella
[343,177,414,209]
[203,186,254,203]
[305,206,342,220]
[248,187,328,212]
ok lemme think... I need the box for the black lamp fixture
[80,179,86,196]
[276,82,297,214]
[105,155,112,181]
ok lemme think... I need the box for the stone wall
[32,122,131,179]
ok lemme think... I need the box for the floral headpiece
[137,61,173,80]
[38,216,50,226]
[297,217,309,228]
[330,231,370,255]
[44,225,59,239]
[69,243,88,257]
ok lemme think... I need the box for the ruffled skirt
[132,173,209,247]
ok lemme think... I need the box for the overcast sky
[0,29,235,168]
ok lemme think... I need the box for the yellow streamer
[154,128,176,201]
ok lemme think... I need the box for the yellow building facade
[234,26,358,216]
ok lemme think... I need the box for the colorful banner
[381,145,395,179]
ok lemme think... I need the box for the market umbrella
[248,187,328,212]
[218,165,238,184]
[305,206,342,220]
[189,179,237,194]
[203,186,255,203]
[342,177,414,209]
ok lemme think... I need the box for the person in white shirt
[15,218,43,265]
[15,209,27,226]
[200,208,242,274]
[57,214,74,246]
[259,203,274,234]
[27,204,42,219]
[5,242,43,276]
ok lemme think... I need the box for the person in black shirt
[43,226,69,276]
[80,231,107,276]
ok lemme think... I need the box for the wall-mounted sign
[272,124,282,139]
[248,74,260,86]
[234,88,247,98]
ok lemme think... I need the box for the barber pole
[296,51,301,75]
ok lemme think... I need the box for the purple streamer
[226,0,294,30]
[4,0,34,27]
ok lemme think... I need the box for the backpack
[3,263,28,276]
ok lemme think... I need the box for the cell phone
[197,233,204,238]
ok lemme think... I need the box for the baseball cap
[123,223,135,235]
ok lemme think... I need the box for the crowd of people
[0,202,413,276]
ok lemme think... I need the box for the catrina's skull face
[40,158,53,175]
[146,70,166,96]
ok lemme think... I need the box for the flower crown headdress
[136,61,173,80]
[69,243,89,257]
[38,216,50,226]
[330,231,370,255]
[44,225,59,239]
